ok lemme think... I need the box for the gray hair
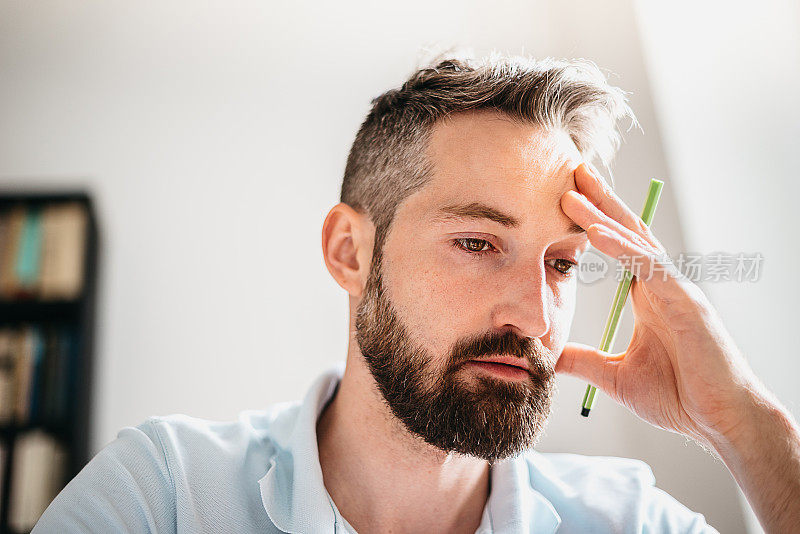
[340,52,637,248]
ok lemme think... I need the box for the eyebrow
[434,201,586,235]
[436,202,520,227]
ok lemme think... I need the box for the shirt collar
[486,454,562,533]
[258,362,344,533]
[258,363,561,533]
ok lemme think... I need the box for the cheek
[396,264,482,328]
[545,281,578,361]
[382,246,491,347]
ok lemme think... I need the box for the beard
[354,247,556,463]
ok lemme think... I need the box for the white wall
[634,2,800,532]
[0,1,760,531]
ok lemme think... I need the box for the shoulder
[33,416,181,532]
[517,450,718,533]
[138,400,302,480]
[34,403,302,533]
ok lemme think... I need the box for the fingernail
[585,162,613,192]
[585,162,602,181]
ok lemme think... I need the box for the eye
[452,238,496,255]
[547,258,577,276]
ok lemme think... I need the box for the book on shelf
[0,442,5,505]
[0,325,76,427]
[0,331,15,422]
[0,201,88,301]
[8,429,68,532]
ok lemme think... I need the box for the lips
[468,355,529,371]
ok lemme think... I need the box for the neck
[316,347,490,534]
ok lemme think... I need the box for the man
[34,54,800,533]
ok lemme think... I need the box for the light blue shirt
[34,363,718,533]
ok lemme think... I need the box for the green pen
[581,178,664,417]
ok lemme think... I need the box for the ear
[321,203,374,298]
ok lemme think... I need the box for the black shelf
[0,300,82,324]
[0,192,99,534]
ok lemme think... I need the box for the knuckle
[634,218,650,235]
[631,234,652,251]
[599,182,616,206]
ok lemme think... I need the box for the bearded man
[34,54,800,534]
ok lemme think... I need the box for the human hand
[556,163,759,447]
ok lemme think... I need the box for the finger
[556,341,623,395]
[587,223,681,293]
[574,163,647,235]
[574,163,665,251]
[562,190,658,254]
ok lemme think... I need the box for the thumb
[556,341,623,394]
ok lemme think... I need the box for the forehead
[417,109,582,213]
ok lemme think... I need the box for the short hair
[340,52,637,248]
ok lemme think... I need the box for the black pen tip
[581,407,591,417]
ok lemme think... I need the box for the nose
[490,258,551,339]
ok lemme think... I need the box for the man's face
[355,110,589,462]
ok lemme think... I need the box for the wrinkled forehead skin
[395,109,584,252]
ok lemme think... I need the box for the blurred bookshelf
[0,192,98,534]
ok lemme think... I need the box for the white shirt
[34,362,718,533]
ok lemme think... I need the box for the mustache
[447,330,554,371]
